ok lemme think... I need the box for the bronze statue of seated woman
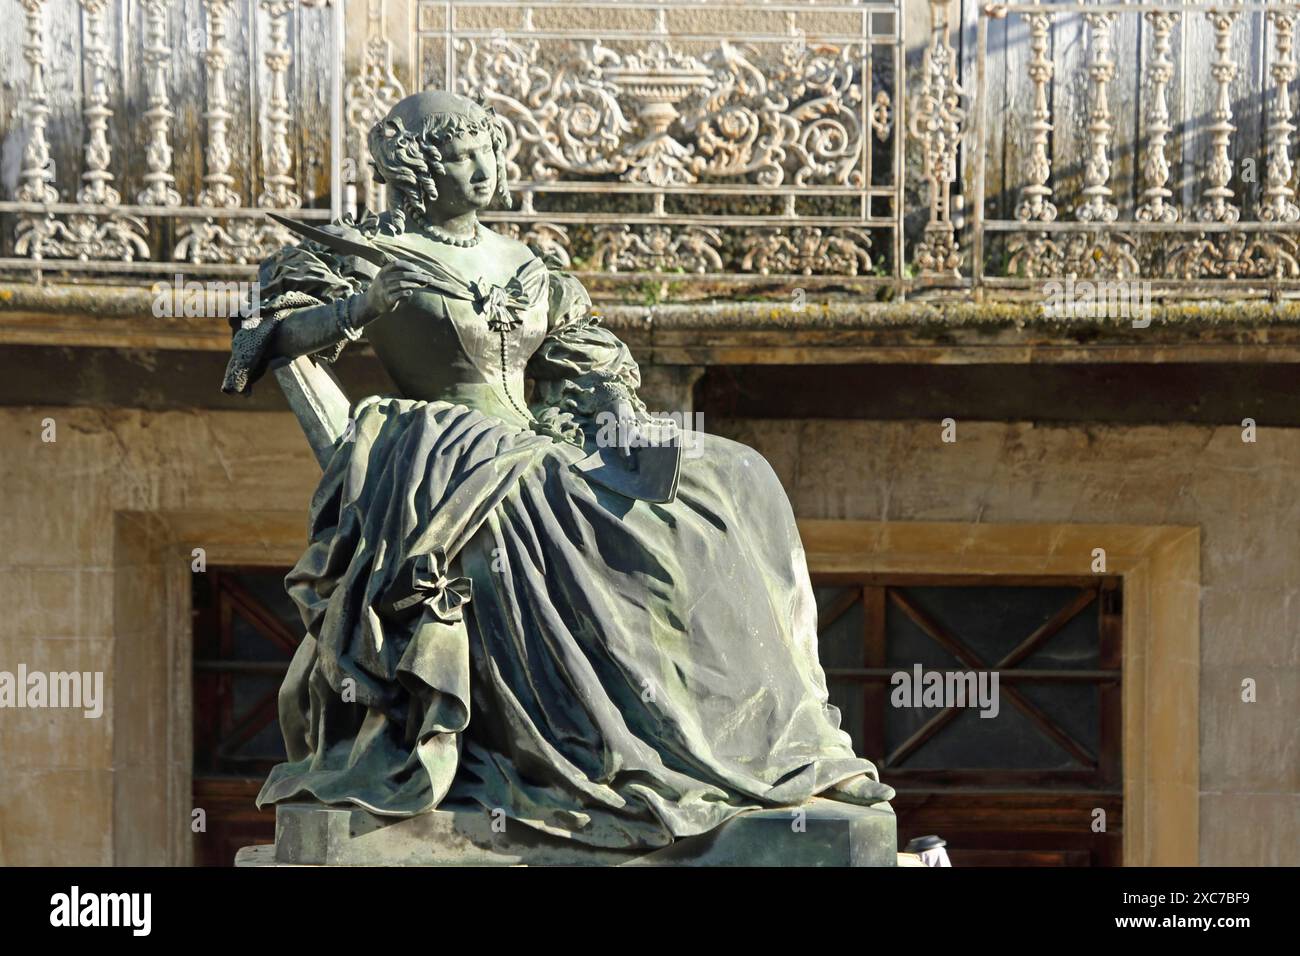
[224,90,893,861]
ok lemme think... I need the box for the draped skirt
[257,397,891,849]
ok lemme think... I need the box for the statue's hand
[609,400,679,461]
[360,260,433,321]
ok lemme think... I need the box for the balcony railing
[966,0,1300,297]
[435,0,902,290]
[1,0,345,279]
[5,0,1300,300]
[0,0,904,292]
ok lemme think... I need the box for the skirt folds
[259,397,883,848]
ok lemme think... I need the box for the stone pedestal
[236,798,897,867]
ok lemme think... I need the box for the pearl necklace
[424,222,483,247]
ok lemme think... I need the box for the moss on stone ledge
[7,282,1300,339]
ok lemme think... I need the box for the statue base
[235,798,898,867]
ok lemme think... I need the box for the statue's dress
[224,217,891,849]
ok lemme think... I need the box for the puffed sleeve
[526,263,650,440]
[221,217,379,395]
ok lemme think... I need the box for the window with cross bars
[192,568,296,778]
[191,568,296,866]
[813,574,1123,790]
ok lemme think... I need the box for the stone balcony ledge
[6,282,1300,366]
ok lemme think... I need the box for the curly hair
[367,103,512,234]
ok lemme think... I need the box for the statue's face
[429,129,497,218]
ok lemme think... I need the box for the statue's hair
[367,104,511,234]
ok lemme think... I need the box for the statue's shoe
[821,774,896,808]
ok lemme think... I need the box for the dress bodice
[360,239,551,427]
[221,213,642,440]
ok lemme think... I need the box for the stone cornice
[6,282,1300,364]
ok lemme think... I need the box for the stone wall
[0,406,317,865]
[0,405,1295,865]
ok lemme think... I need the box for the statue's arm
[266,261,432,363]
[221,235,358,395]
[266,296,365,360]
[221,223,425,395]
[526,264,659,443]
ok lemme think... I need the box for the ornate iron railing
[963,0,1300,297]
[8,0,1300,299]
[0,0,345,281]
[0,0,903,292]
[436,0,904,289]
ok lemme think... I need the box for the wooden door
[191,567,1123,865]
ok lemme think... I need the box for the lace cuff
[221,216,378,395]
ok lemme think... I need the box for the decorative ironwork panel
[0,0,344,282]
[972,1,1300,294]
[416,0,904,287]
